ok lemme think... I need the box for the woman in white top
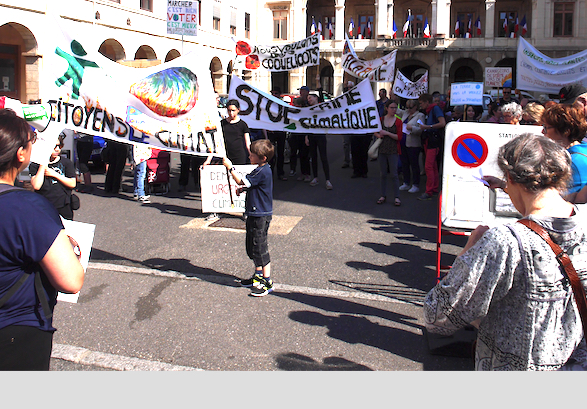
[399,100,425,194]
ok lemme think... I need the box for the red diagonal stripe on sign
[460,139,480,163]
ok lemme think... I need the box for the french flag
[318,21,323,39]
[465,17,472,38]
[423,18,430,38]
[328,21,333,39]
[366,20,372,39]
[310,17,316,35]
[514,15,519,37]
[454,19,460,37]
[403,18,410,37]
[392,20,397,39]
[349,18,355,38]
[475,17,481,36]
[503,18,508,37]
[521,15,527,36]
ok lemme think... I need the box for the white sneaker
[399,183,410,191]
[408,185,420,193]
[205,213,219,222]
[325,181,333,190]
[138,196,151,204]
[310,178,319,186]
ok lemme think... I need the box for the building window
[230,8,237,36]
[140,0,152,12]
[245,13,251,39]
[273,10,288,40]
[554,3,573,36]
[323,16,335,39]
[213,3,221,31]
[498,11,516,37]
[358,15,374,39]
[456,13,476,38]
[0,45,19,99]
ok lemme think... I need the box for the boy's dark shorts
[245,215,271,267]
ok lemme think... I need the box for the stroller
[145,148,170,195]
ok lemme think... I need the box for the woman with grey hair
[500,101,523,124]
[424,133,587,370]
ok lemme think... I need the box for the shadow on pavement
[275,352,372,371]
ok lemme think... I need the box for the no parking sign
[441,122,541,229]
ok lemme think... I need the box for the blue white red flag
[423,18,430,38]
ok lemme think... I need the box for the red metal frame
[436,192,471,283]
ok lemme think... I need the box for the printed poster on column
[484,67,512,88]
[517,37,587,93]
[228,76,381,134]
[200,165,257,214]
[167,0,198,36]
[392,71,428,99]
[342,35,397,82]
[233,33,320,71]
[41,17,225,160]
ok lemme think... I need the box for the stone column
[335,3,345,40]
[376,0,388,36]
[485,0,496,38]
[431,0,438,36]
[436,0,450,37]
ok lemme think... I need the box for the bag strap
[517,219,587,337]
[0,184,22,196]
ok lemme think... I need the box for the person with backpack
[0,108,84,370]
[416,93,446,201]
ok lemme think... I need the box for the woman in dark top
[374,100,403,206]
[0,108,84,370]
[30,134,77,220]
[221,99,250,165]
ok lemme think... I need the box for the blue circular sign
[452,133,488,168]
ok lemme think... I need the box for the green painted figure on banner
[55,40,99,99]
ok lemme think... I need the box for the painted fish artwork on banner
[233,33,320,71]
[517,37,587,93]
[43,17,225,158]
[392,70,428,99]
[228,76,381,134]
[342,35,397,82]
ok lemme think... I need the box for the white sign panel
[57,219,96,303]
[392,70,428,99]
[450,82,484,105]
[200,165,257,214]
[517,37,587,93]
[228,76,381,134]
[484,67,512,88]
[167,1,198,36]
[441,122,542,230]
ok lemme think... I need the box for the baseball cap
[558,84,587,104]
[299,86,310,92]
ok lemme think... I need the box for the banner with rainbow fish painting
[43,17,225,158]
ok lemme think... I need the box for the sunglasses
[27,132,38,145]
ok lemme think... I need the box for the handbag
[368,137,383,160]
[517,219,587,338]
[70,193,80,210]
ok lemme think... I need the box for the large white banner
[517,37,587,93]
[392,71,428,99]
[233,34,320,71]
[342,36,396,82]
[42,18,225,158]
[200,165,256,213]
[228,76,381,134]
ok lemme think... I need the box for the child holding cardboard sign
[222,139,275,297]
